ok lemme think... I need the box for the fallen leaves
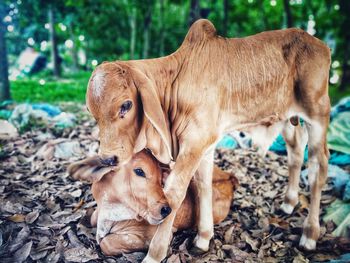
[64,247,99,262]
[269,217,290,230]
[0,106,349,262]
[13,240,33,263]
[25,210,40,224]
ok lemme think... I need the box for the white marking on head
[92,70,106,98]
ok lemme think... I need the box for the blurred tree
[68,22,79,72]
[120,0,137,59]
[223,0,229,36]
[283,0,293,27]
[0,1,10,101]
[3,0,349,92]
[15,0,66,77]
[48,5,61,77]
[189,0,200,26]
[142,0,153,58]
[129,7,137,59]
[158,0,165,56]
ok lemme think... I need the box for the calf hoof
[299,234,316,251]
[280,202,295,215]
[141,255,159,263]
[190,234,212,256]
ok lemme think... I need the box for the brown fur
[85,19,331,261]
[69,151,238,256]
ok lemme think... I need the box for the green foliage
[10,72,89,103]
[329,85,350,104]
[3,0,350,98]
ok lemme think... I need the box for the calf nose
[160,205,172,219]
[100,156,118,166]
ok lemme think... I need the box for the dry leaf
[8,226,30,253]
[64,247,99,262]
[25,210,40,224]
[292,253,309,263]
[224,225,234,243]
[7,214,26,223]
[13,241,33,263]
[269,217,290,230]
[299,194,309,210]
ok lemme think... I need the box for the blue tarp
[301,165,350,201]
[32,104,61,117]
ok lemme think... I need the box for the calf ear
[68,156,113,183]
[131,67,173,164]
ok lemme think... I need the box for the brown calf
[85,19,331,262]
[69,150,238,255]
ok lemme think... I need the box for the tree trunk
[223,0,228,36]
[283,0,293,28]
[258,0,268,30]
[159,0,165,56]
[129,7,136,59]
[48,5,61,77]
[142,5,152,58]
[189,0,200,26]
[0,1,10,101]
[69,25,79,72]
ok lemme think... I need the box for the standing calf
[85,19,331,262]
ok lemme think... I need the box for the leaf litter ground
[1,105,349,263]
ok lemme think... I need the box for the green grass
[10,71,90,103]
[9,71,350,105]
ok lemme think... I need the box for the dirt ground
[1,109,349,263]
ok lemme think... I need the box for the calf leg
[280,120,308,214]
[192,149,215,252]
[143,139,215,263]
[299,117,329,250]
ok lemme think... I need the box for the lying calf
[69,150,238,255]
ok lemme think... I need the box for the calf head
[69,151,171,240]
[86,62,173,166]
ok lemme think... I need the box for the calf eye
[133,168,145,178]
[119,100,132,118]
